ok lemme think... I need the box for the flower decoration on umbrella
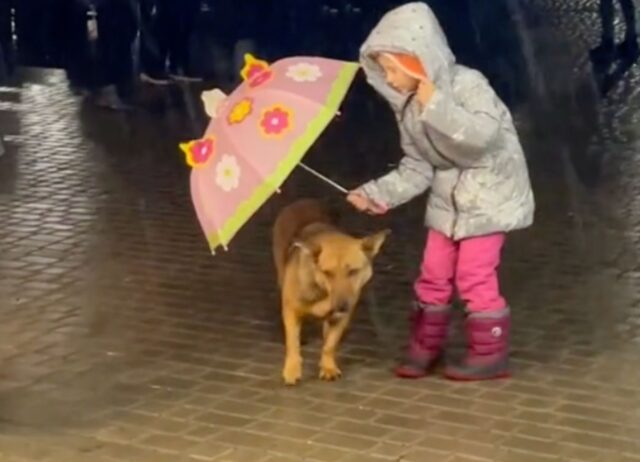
[215,154,241,192]
[260,105,293,137]
[241,54,273,88]
[286,62,323,82]
[179,137,216,168]
[227,98,254,125]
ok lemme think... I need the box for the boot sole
[394,356,442,379]
[443,370,511,381]
[394,367,429,379]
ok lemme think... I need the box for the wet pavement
[2,1,640,461]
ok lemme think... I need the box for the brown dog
[273,198,389,385]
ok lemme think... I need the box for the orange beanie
[382,52,427,81]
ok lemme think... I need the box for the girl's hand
[347,191,369,212]
[416,79,435,106]
[347,191,388,215]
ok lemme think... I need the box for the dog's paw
[282,359,302,386]
[319,363,342,381]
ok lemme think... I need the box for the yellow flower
[227,98,253,125]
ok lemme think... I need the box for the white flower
[286,63,323,83]
[215,154,241,192]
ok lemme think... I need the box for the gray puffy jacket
[357,2,535,240]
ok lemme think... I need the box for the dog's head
[295,229,390,322]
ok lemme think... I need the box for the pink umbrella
[179,54,359,254]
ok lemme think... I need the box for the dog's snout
[335,301,349,314]
[327,301,350,324]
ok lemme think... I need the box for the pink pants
[414,229,507,313]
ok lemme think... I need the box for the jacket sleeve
[356,127,433,209]
[419,72,503,167]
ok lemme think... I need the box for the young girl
[347,2,535,380]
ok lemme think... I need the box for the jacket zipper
[406,97,461,237]
[449,173,460,237]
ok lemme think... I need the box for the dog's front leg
[319,318,350,381]
[282,305,303,385]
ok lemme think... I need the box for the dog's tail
[272,198,333,287]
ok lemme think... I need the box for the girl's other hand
[416,79,435,106]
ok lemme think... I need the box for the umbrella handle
[298,163,389,215]
[298,162,348,194]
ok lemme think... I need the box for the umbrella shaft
[298,162,348,194]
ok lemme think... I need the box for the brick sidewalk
[1,2,640,461]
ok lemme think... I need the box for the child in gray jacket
[347,2,535,380]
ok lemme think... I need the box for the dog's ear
[292,240,322,263]
[361,229,391,259]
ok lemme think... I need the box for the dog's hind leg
[319,318,350,381]
[282,306,303,385]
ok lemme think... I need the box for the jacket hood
[360,2,456,110]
